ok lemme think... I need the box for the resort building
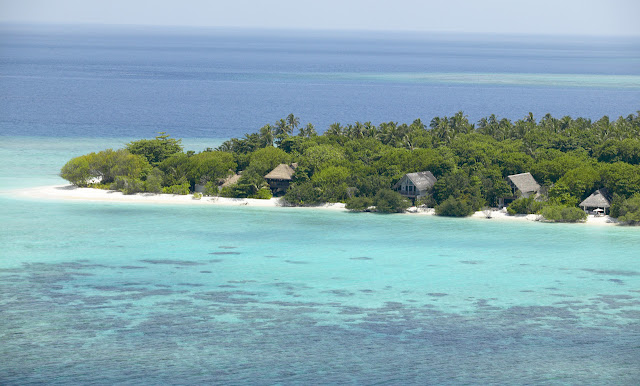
[579,189,611,215]
[499,172,541,208]
[194,171,241,193]
[264,163,297,195]
[393,171,437,203]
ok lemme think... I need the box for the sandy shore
[9,184,347,210]
[8,184,619,225]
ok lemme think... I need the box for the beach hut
[499,172,541,207]
[264,164,296,195]
[194,172,241,193]
[217,172,242,191]
[393,171,437,203]
[580,189,611,215]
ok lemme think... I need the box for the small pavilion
[579,189,611,215]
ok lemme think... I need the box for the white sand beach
[10,184,347,210]
[9,184,619,225]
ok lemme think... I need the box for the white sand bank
[9,184,347,210]
[406,206,618,226]
[8,185,619,225]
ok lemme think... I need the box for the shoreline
[7,184,619,225]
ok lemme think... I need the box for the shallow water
[1,195,639,384]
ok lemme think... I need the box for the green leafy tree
[126,132,183,166]
[600,162,640,198]
[301,144,346,174]
[614,193,640,224]
[311,166,351,202]
[144,168,164,193]
[158,153,190,187]
[248,147,292,176]
[60,154,95,186]
[186,151,236,186]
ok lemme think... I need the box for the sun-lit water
[1,27,640,384]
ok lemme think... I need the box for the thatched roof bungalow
[580,189,611,214]
[499,172,541,207]
[194,171,241,193]
[220,173,241,188]
[264,164,297,195]
[507,172,540,197]
[393,171,437,202]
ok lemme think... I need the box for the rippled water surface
[1,28,640,384]
[1,195,640,384]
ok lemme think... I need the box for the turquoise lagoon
[1,137,639,384]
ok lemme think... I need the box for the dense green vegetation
[60,112,640,222]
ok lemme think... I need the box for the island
[58,112,640,224]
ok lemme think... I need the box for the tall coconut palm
[363,121,377,139]
[259,124,275,147]
[286,114,300,131]
[299,123,317,137]
[275,118,290,136]
[326,122,343,137]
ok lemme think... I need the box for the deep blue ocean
[1,24,639,138]
[1,25,640,384]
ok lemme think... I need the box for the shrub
[435,196,475,217]
[111,177,145,195]
[251,187,273,200]
[192,192,203,200]
[283,181,321,206]
[204,180,220,196]
[540,205,587,223]
[507,196,544,215]
[162,182,190,195]
[415,195,436,208]
[374,189,411,213]
[345,196,374,212]
[144,168,164,193]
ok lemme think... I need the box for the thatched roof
[405,171,437,191]
[580,189,611,208]
[220,173,241,188]
[507,172,540,194]
[264,164,296,180]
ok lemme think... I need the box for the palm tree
[326,122,343,137]
[351,121,365,139]
[286,114,300,131]
[379,121,398,145]
[275,119,289,136]
[298,123,317,137]
[259,124,275,147]
[363,121,377,139]
[524,112,535,123]
[430,116,452,145]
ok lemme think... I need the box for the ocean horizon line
[3,22,640,41]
